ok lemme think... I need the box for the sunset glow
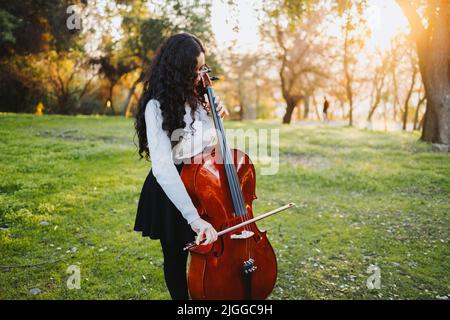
[212,0,410,53]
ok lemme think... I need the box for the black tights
[159,238,190,300]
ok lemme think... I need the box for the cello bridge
[230,230,254,240]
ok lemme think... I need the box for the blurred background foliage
[0,0,449,145]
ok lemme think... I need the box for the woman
[133,33,228,300]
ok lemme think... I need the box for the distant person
[323,97,330,121]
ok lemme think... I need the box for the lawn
[0,113,449,299]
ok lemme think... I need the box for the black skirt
[134,163,196,245]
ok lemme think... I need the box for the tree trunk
[303,95,310,119]
[421,94,450,144]
[237,75,244,121]
[58,94,70,114]
[238,98,245,121]
[283,100,297,124]
[348,101,353,126]
[420,12,450,145]
[413,95,426,131]
[107,84,116,115]
[312,95,321,120]
[123,78,140,118]
[343,11,354,127]
[418,112,425,131]
[367,106,376,122]
[391,57,400,122]
[367,83,385,122]
[397,0,450,145]
[402,69,417,131]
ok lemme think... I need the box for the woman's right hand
[189,217,218,246]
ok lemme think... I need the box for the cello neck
[205,84,247,216]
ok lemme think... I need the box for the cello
[181,65,294,300]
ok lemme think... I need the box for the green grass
[0,113,449,300]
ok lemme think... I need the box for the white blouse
[144,99,217,224]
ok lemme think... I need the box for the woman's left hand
[204,95,229,119]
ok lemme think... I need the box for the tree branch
[395,0,426,38]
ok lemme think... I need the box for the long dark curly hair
[134,33,207,161]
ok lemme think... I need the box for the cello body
[181,147,277,300]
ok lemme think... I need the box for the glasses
[197,64,211,76]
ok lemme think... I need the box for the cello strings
[220,114,252,259]
[227,150,251,259]
[225,148,251,259]
[207,83,252,260]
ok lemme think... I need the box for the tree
[413,84,427,131]
[396,0,450,147]
[220,48,258,120]
[90,37,138,115]
[0,0,87,113]
[116,0,219,117]
[42,50,97,114]
[366,51,388,123]
[402,46,419,131]
[261,0,330,124]
[387,35,405,122]
[334,0,369,126]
